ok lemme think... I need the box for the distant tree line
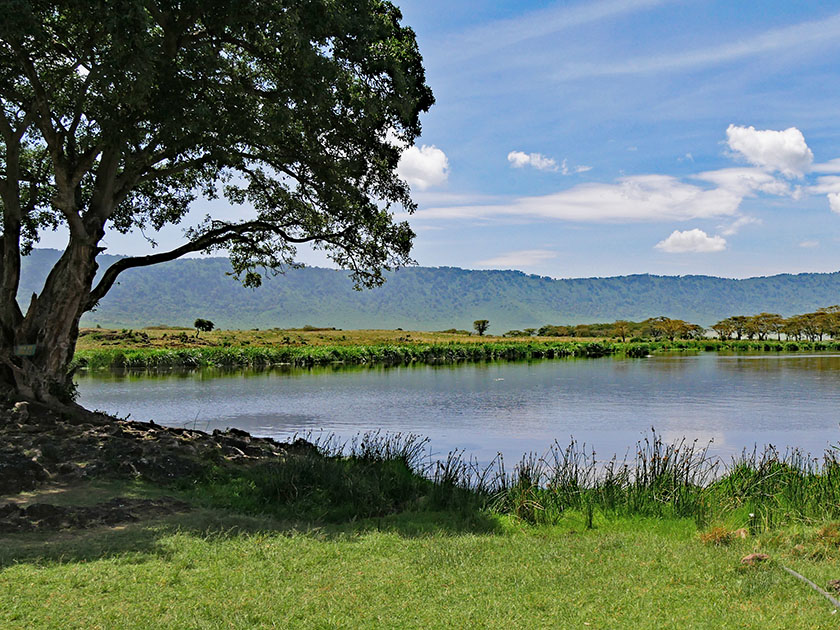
[502,306,840,342]
[506,318,704,342]
[710,307,840,341]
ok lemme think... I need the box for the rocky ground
[0,399,315,532]
[0,497,193,533]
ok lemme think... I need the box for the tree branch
[85,220,345,310]
[13,50,65,151]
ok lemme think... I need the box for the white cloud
[725,125,813,178]
[799,240,820,248]
[508,152,591,175]
[448,0,675,61]
[805,177,840,213]
[561,159,592,175]
[409,191,498,206]
[507,151,530,168]
[554,12,840,80]
[655,229,726,253]
[415,174,742,223]
[476,249,557,268]
[694,167,792,197]
[411,125,833,229]
[397,145,450,191]
[508,151,558,172]
[809,176,840,195]
[812,159,840,174]
[719,215,761,236]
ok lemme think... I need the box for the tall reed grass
[194,428,840,530]
[72,340,617,371]
[73,338,840,372]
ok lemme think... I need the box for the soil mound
[0,400,313,495]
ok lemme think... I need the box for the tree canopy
[0,0,433,403]
[193,318,214,334]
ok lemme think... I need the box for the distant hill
[17,249,840,333]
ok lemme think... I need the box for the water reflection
[76,353,840,465]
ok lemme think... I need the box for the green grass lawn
[2,482,839,629]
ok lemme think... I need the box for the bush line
[72,338,840,371]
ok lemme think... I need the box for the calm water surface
[76,353,840,463]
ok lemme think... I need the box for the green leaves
[2,0,432,287]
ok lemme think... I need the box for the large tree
[0,0,433,405]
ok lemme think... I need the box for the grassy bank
[5,429,840,628]
[5,504,840,628]
[183,431,840,532]
[72,327,840,371]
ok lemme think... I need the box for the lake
[76,352,840,465]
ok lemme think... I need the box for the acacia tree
[0,0,433,405]
[473,320,489,336]
[612,320,631,343]
[193,318,214,336]
[710,320,734,340]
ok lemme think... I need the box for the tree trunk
[0,239,99,406]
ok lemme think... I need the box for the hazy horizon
[28,246,840,283]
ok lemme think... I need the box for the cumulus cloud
[508,151,559,172]
[655,229,726,253]
[725,124,813,178]
[476,249,558,268]
[410,125,840,232]
[397,145,450,190]
[799,240,819,248]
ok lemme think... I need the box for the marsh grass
[72,340,615,371]
[493,434,840,530]
[72,334,840,372]
[189,428,840,534]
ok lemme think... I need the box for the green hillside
[18,249,840,332]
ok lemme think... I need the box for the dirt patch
[0,400,315,495]
[0,497,191,533]
[741,552,770,566]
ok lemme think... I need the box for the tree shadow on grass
[0,497,504,570]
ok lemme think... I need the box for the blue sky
[39,0,840,279]
[392,0,840,278]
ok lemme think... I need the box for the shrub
[194,318,215,334]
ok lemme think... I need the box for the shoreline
[72,337,840,371]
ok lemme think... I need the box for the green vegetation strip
[72,338,840,370]
[5,431,840,628]
[5,514,839,629]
